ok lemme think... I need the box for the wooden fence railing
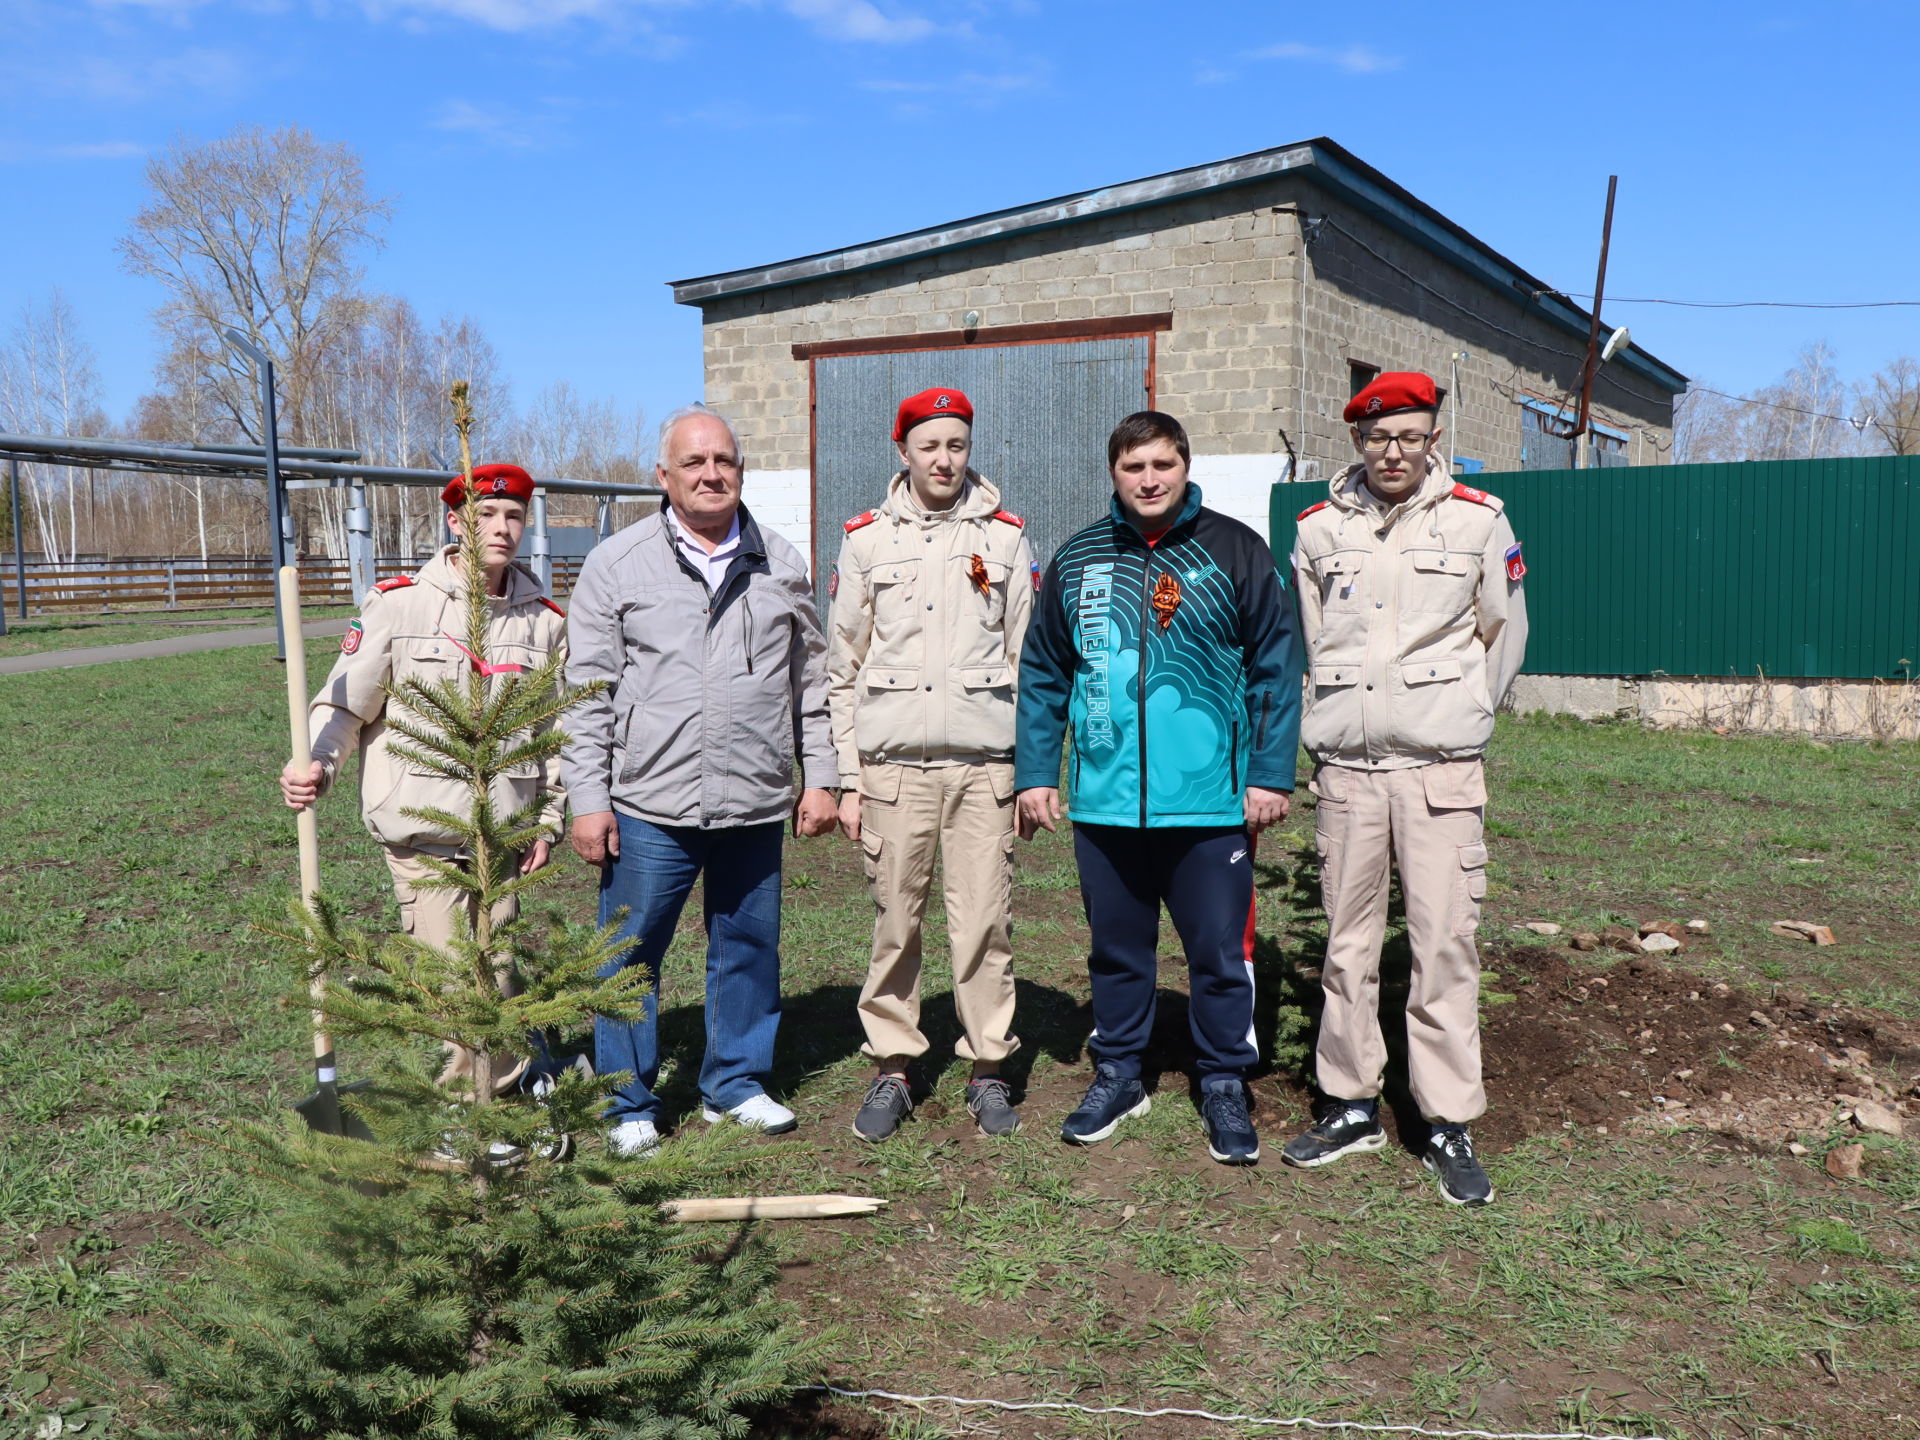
[0,557,586,614]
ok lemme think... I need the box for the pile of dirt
[1477,943,1920,1148]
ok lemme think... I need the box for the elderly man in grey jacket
[565,404,838,1156]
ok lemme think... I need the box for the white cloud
[1248,40,1400,74]
[0,46,250,103]
[431,96,572,148]
[0,139,146,163]
[783,0,932,42]
[359,0,628,29]
[860,68,1040,94]
[69,0,946,45]
[666,99,809,130]
[84,0,217,12]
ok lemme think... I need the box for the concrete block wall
[1297,202,1676,480]
[695,173,1679,565]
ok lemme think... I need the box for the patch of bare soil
[1480,943,1920,1149]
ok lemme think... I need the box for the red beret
[442,462,534,508]
[893,387,974,442]
[1344,372,1440,425]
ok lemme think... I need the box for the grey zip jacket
[562,505,836,828]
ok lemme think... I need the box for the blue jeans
[596,815,785,1122]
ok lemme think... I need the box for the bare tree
[131,329,242,560]
[1671,383,1746,465]
[0,292,109,564]
[1670,344,1872,464]
[120,126,392,446]
[430,316,511,468]
[1859,356,1920,456]
[507,381,649,527]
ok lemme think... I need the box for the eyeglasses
[1359,431,1435,454]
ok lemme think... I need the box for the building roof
[669,137,1686,393]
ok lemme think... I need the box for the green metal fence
[1269,455,1920,680]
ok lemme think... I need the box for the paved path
[0,618,352,676]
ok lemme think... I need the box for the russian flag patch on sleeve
[1505,543,1526,582]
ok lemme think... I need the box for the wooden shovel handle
[278,566,329,1063]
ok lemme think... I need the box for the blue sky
[4,0,1915,434]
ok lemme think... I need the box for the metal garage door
[810,336,1151,609]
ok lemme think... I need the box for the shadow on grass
[650,969,1089,1119]
[1249,829,1428,1153]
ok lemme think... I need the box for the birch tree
[1860,356,1920,456]
[0,292,109,565]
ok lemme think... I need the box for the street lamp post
[222,329,290,661]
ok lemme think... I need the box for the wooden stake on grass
[659,1195,887,1223]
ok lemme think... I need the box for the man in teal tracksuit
[1015,410,1302,1164]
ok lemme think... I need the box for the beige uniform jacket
[1293,458,1528,769]
[827,472,1035,785]
[309,546,568,855]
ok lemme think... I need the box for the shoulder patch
[537,596,564,617]
[1451,483,1496,507]
[372,575,415,593]
[843,511,878,533]
[990,508,1024,529]
[1296,500,1330,522]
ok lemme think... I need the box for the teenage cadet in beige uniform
[279,463,568,1101]
[828,386,1035,1140]
[1285,372,1528,1206]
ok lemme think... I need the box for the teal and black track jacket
[1015,484,1303,828]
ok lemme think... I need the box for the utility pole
[1572,176,1618,471]
[223,330,290,661]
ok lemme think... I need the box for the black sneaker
[1280,1098,1387,1169]
[1060,1064,1150,1145]
[966,1077,1021,1136]
[851,1074,913,1142]
[1424,1125,1494,1206]
[1199,1080,1259,1165]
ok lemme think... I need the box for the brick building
[671,136,1686,588]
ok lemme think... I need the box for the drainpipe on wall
[1272,205,1320,482]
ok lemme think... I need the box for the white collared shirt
[665,508,743,592]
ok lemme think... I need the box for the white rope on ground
[809,1384,1669,1440]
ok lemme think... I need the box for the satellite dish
[1600,325,1631,363]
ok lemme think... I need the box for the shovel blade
[295,1079,376,1140]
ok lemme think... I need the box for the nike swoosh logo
[1230,849,1248,864]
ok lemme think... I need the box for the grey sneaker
[1424,1125,1494,1206]
[852,1074,913,1141]
[1281,1098,1387,1169]
[965,1077,1021,1136]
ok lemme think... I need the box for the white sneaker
[607,1118,660,1157]
[433,1134,526,1166]
[701,1094,797,1134]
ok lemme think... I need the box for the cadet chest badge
[1505,543,1527,582]
[968,553,990,596]
[340,619,364,655]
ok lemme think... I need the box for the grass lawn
[0,606,356,660]
[1,651,1916,1440]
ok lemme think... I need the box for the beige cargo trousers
[384,844,529,1096]
[1311,757,1489,1123]
[855,760,1020,1066]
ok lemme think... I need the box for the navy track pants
[1073,823,1258,1082]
